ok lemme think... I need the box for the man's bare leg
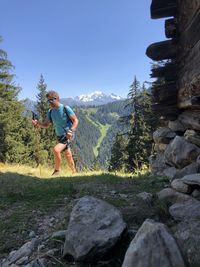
[64,148,76,173]
[53,143,66,172]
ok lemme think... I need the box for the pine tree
[125,77,158,172]
[138,83,158,164]
[35,74,54,165]
[108,133,126,171]
[36,74,49,121]
[0,37,30,163]
[125,76,142,171]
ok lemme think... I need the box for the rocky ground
[0,171,169,266]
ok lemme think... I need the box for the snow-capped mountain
[72,91,124,106]
[77,91,122,102]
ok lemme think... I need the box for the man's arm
[70,115,79,132]
[32,119,51,128]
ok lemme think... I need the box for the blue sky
[1,0,165,100]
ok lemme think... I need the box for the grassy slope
[0,164,167,259]
[85,113,111,157]
[94,123,111,157]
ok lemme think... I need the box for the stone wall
[146,0,200,177]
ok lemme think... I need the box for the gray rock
[196,154,200,164]
[163,167,178,180]
[153,127,176,144]
[184,129,200,147]
[157,188,191,206]
[168,120,186,132]
[169,199,200,220]
[173,162,200,179]
[172,220,200,267]
[171,179,191,194]
[164,136,200,168]
[178,110,200,131]
[122,219,186,267]
[29,231,36,238]
[181,173,200,186]
[2,262,17,267]
[24,258,47,267]
[7,239,38,264]
[119,193,128,199]
[154,143,168,152]
[192,189,200,198]
[63,196,126,262]
[149,152,168,175]
[16,256,29,265]
[136,192,153,204]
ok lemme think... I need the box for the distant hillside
[74,100,130,170]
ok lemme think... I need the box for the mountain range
[61,91,125,106]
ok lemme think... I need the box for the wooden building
[146,0,200,175]
[146,0,200,119]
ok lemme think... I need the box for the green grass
[84,114,111,157]
[93,123,111,157]
[0,164,167,259]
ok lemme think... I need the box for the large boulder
[163,167,178,180]
[181,173,200,186]
[184,129,200,147]
[178,110,200,131]
[122,219,186,267]
[172,220,200,267]
[157,188,191,206]
[153,127,176,144]
[173,162,200,179]
[162,163,200,181]
[164,136,200,168]
[171,179,191,194]
[168,120,186,133]
[169,199,200,220]
[63,196,126,262]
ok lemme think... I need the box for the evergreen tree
[138,83,158,164]
[36,74,49,121]
[0,37,30,163]
[125,78,158,171]
[35,74,54,165]
[125,76,142,171]
[108,133,126,171]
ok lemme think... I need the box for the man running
[32,90,78,175]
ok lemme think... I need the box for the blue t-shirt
[47,104,75,136]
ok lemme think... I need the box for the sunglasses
[47,98,56,103]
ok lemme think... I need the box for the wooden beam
[180,9,200,51]
[152,103,180,120]
[146,40,177,61]
[151,63,177,79]
[165,19,177,38]
[152,82,178,103]
[151,0,177,19]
